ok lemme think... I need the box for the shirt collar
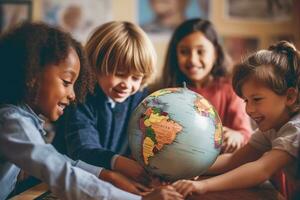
[107,97,116,108]
[22,104,45,124]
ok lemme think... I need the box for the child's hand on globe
[173,179,206,198]
[142,185,184,200]
[114,155,151,185]
[148,175,170,188]
[221,126,245,153]
[99,169,151,195]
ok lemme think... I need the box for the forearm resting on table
[203,160,273,193]
[206,153,234,175]
[204,149,293,193]
[207,144,262,175]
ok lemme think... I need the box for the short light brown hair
[85,21,157,88]
[232,40,300,114]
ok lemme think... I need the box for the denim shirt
[0,104,141,200]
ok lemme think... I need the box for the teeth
[253,117,263,124]
[116,90,128,95]
[58,103,66,109]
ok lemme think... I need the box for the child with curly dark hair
[0,22,183,200]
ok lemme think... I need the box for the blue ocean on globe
[128,87,223,181]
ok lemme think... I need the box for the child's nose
[188,51,199,65]
[120,78,130,88]
[245,103,255,115]
[67,88,76,101]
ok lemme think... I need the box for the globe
[128,87,223,181]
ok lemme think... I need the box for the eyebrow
[245,94,262,98]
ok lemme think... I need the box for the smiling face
[177,31,216,87]
[241,79,290,131]
[33,48,80,121]
[97,71,144,103]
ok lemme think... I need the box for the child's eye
[253,97,263,102]
[197,49,204,55]
[178,48,190,56]
[132,75,143,81]
[63,80,72,87]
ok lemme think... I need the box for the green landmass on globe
[128,87,223,181]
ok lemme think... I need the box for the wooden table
[189,182,285,200]
[10,181,285,200]
[10,183,48,200]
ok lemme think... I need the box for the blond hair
[85,21,156,88]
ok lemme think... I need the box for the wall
[31,0,300,88]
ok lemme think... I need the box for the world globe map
[128,87,223,181]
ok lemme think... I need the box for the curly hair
[162,18,229,87]
[0,22,94,105]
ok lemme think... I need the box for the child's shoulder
[287,112,300,128]
[0,104,34,121]
[123,88,149,108]
[81,86,107,106]
[213,77,233,90]
[134,88,149,97]
[0,104,22,116]
[132,88,149,101]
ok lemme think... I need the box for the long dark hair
[163,18,228,87]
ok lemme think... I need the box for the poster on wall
[0,0,32,33]
[225,0,293,22]
[40,0,112,44]
[138,0,210,40]
[222,36,259,67]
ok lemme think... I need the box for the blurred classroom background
[1,0,300,89]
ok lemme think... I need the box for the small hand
[222,127,245,153]
[172,180,204,198]
[142,185,184,200]
[148,175,170,188]
[99,169,151,195]
[114,156,151,185]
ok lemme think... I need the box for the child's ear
[286,87,298,106]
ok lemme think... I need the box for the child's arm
[173,149,294,197]
[207,143,263,175]
[0,108,142,200]
[221,84,252,153]
[63,104,117,169]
